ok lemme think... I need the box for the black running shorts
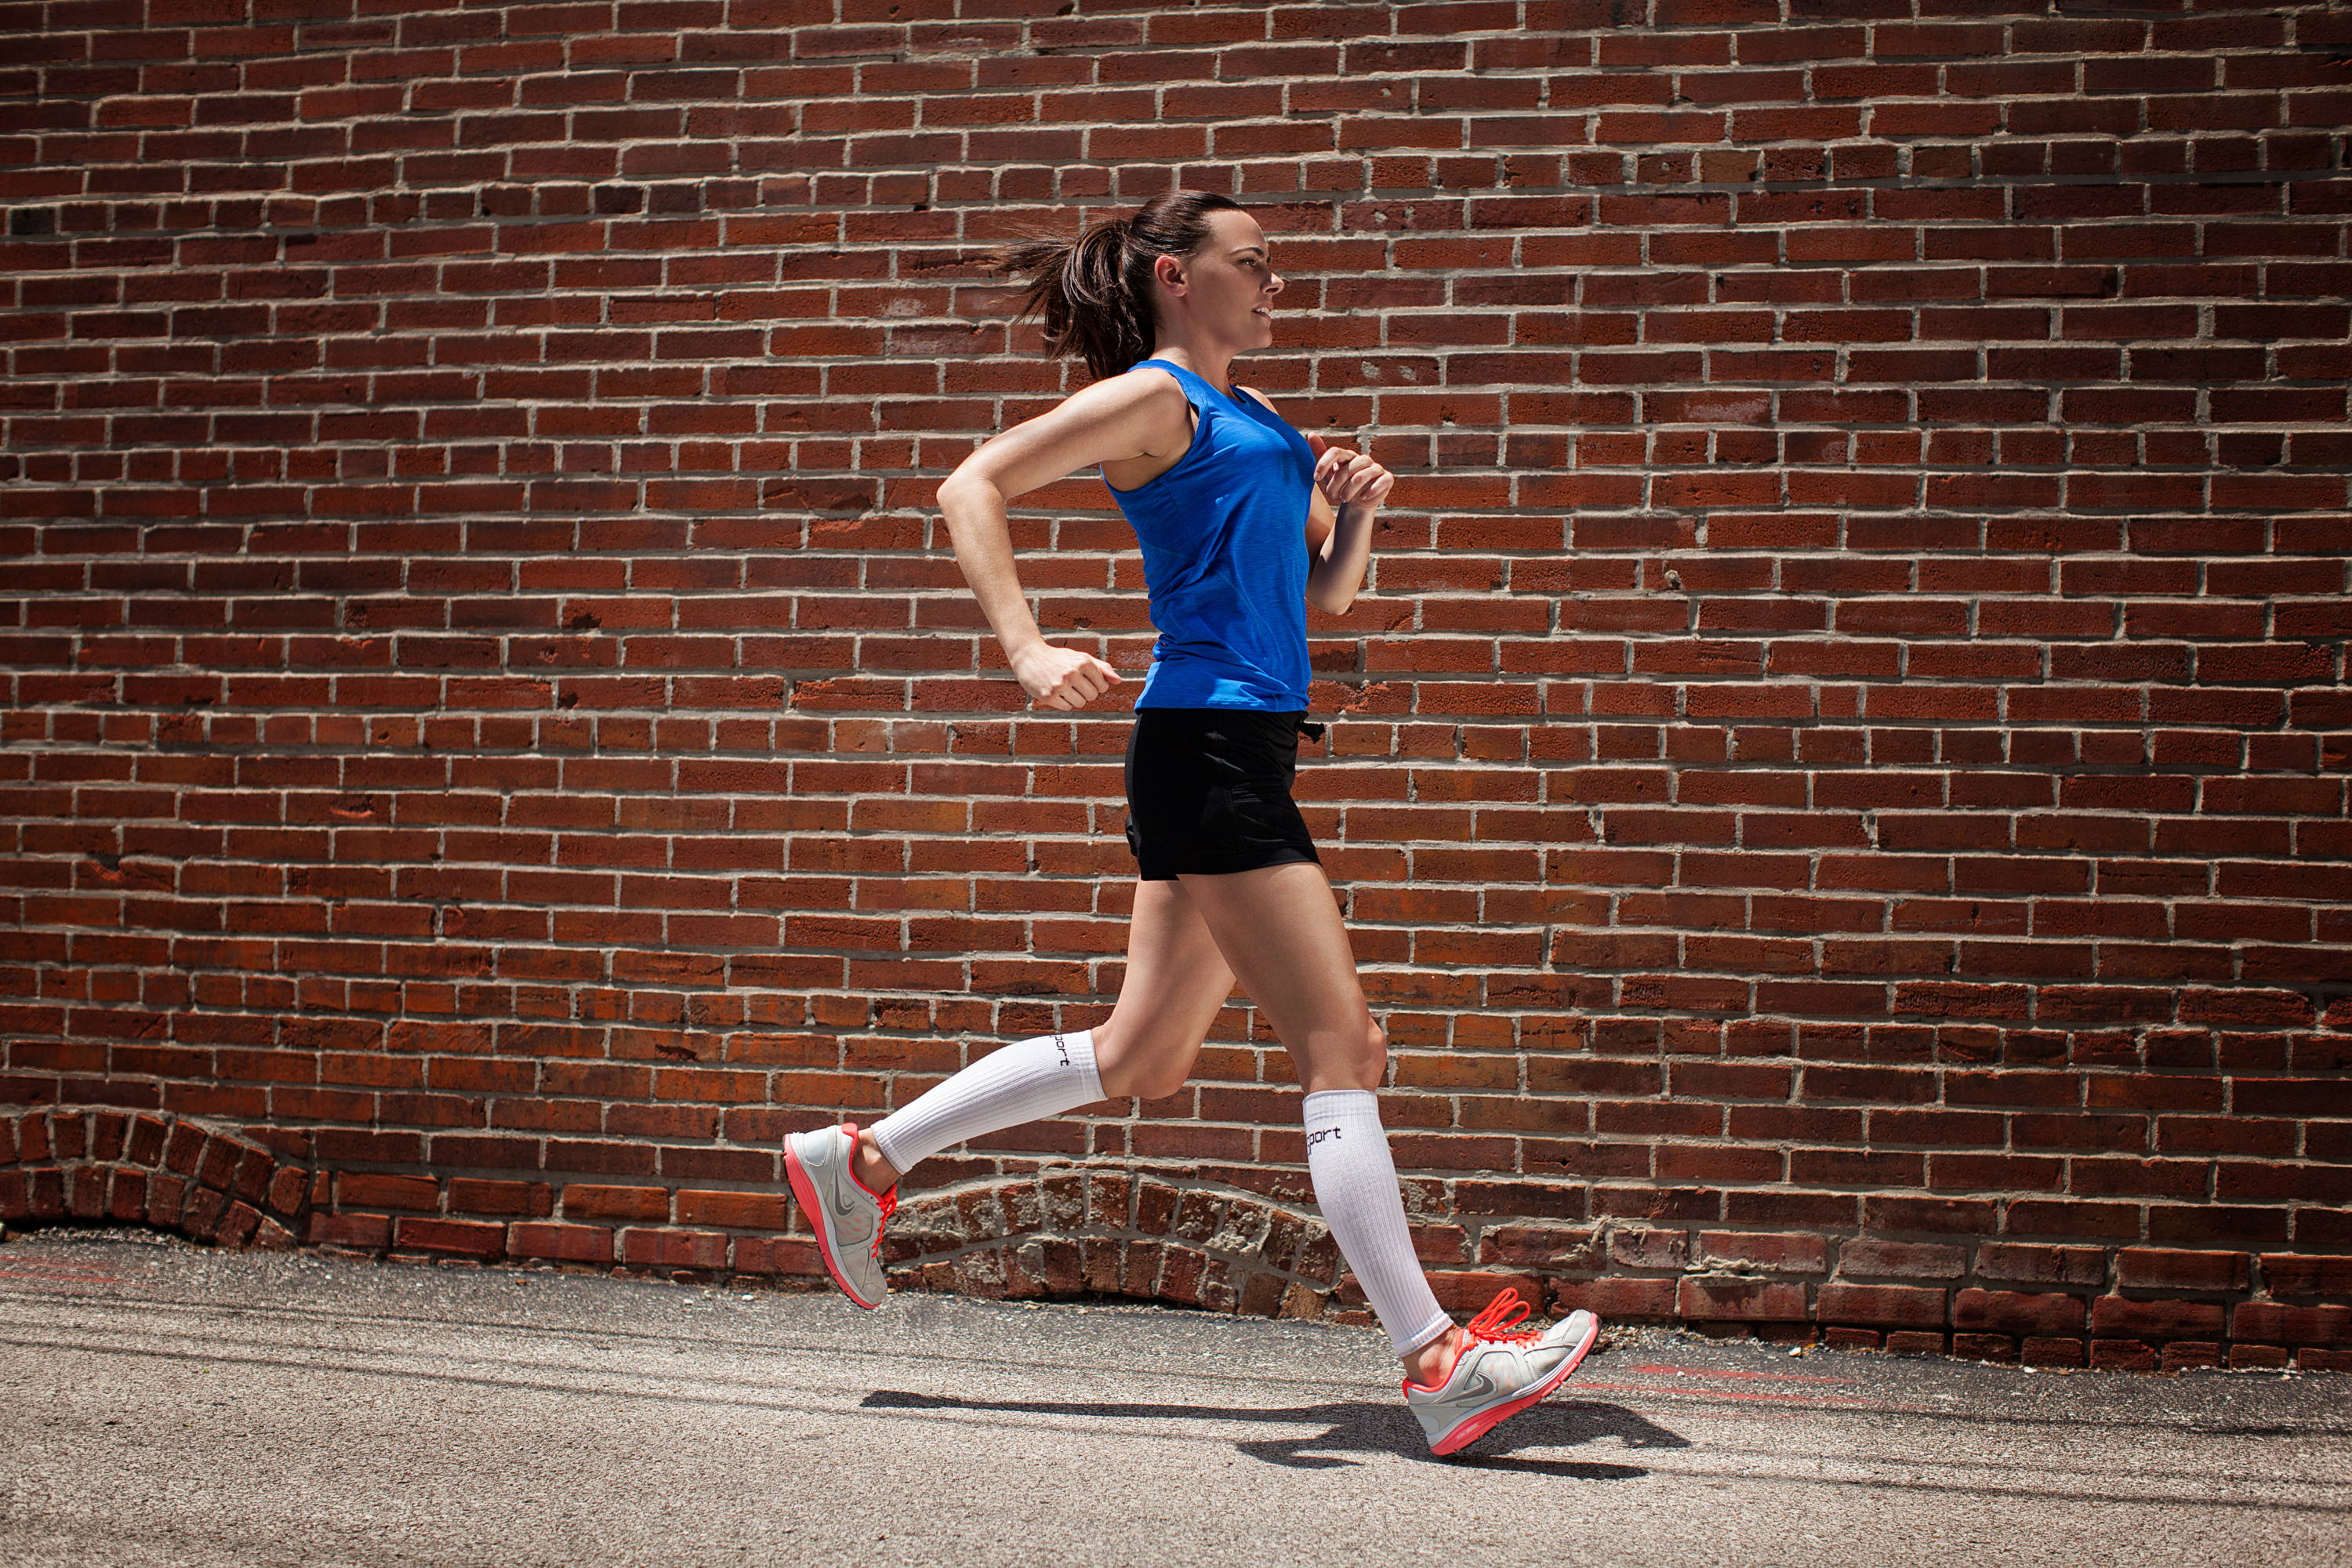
[1122,706,1327,881]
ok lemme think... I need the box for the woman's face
[1156,210,1284,349]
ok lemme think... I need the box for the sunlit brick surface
[2,0,2348,1369]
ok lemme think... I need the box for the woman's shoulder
[1232,384,1304,438]
[1231,384,1314,456]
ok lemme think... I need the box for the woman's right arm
[935,371,1187,711]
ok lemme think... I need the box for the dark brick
[2089,1296,2227,1339]
[1819,1283,1947,1329]
[1679,1277,1807,1323]
[2259,1254,2352,1297]
[1838,1239,1964,1279]
[392,1217,506,1260]
[1953,1288,2084,1337]
[2231,1302,2352,1345]
[2115,1247,2248,1294]
[1976,1243,2107,1289]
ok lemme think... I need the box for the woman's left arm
[1301,431,1389,615]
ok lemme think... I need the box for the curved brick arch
[882,1168,1348,1319]
[0,1107,310,1250]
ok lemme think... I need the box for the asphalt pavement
[0,1225,2345,1568]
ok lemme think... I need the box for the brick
[392,1218,506,1260]
[1698,1231,1828,1274]
[125,1115,167,1166]
[267,1166,308,1217]
[92,1113,127,1162]
[675,1189,790,1230]
[230,1149,274,1204]
[144,1174,188,1229]
[2089,1296,2227,1340]
[2259,1254,2352,1297]
[1424,1270,1541,1314]
[1838,1240,1963,1280]
[2089,1339,2158,1372]
[68,1166,107,1220]
[49,1114,88,1163]
[308,1210,392,1250]
[446,1178,553,1218]
[1551,1276,1677,1319]
[182,1187,228,1242]
[618,1227,729,1270]
[217,1201,262,1248]
[1953,1288,2084,1337]
[1819,1283,1946,1329]
[2161,1341,2223,1373]
[510,1222,614,1265]
[2115,1248,2248,1294]
[15,1116,53,1166]
[338,1172,441,1212]
[562,1184,673,1222]
[1476,1225,1593,1269]
[1678,1277,1807,1323]
[1607,1228,1690,1269]
[194,1136,241,1190]
[107,1169,147,1223]
[735,1236,823,1278]
[2230,1302,2352,1345]
[1975,1243,2107,1290]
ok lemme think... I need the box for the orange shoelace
[869,1185,897,1261]
[1465,1286,1543,1347]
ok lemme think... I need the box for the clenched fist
[1307,432,1395,511]
[1011,642,1123,710]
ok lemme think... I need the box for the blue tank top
[1102,357,1318,711]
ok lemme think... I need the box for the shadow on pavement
[861,1388,1689,1474]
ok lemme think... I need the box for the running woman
[785,190,1599,1455]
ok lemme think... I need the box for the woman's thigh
[1094,878,1239,1100]
[1174,861,1384,1094]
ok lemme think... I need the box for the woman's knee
[1092,1019,1200,1102]
[1100,1051,1197,1102]
[1307,1018,1388,1094]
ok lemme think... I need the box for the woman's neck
[1149,343,1239,395]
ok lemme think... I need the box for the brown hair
[980,191,1244,383]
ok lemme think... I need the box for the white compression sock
[867,1029,1105,1175]
[1303,1088,1454,1357]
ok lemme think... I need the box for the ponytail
[980,191,1243,383]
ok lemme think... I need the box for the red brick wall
[3,1,2349,1371]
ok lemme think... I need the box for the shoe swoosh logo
[1435,1369,1502,1410]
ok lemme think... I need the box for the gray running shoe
[783,1122,895,1309]
[1403,1287,1600,1456]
